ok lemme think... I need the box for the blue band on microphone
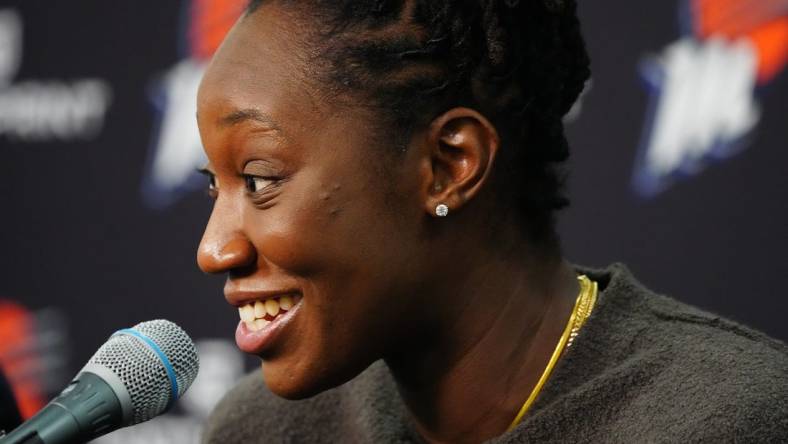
[113,328,179,409]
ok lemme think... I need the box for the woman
[195,1,788,442]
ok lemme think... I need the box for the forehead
[197,6,323,132]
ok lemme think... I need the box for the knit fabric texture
[202,263,788,443]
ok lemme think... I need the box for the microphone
[0,320,199,444]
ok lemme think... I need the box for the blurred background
[0,0,785,442]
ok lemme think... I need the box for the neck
[385,245,579,444]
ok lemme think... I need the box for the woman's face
[196,6,431,398]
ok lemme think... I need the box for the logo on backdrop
[634,0,787,197]
[0,9,112,142]
[141,0,246,209]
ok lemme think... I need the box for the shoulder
[581,263,788,365]
[646,292,788,440]
[578,263,788,441]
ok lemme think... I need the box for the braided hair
[246,0,590,243]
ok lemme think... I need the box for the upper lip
[224,285,301,307]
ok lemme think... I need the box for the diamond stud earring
[435,203,449,217]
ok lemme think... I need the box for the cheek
[251,168,426,394]
[241,178,365,279]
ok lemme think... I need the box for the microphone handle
[1,372,123,444]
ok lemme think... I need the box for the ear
[422,107,500,217]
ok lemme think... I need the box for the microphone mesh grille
[87,320,199,425]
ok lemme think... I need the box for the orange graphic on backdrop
[0,301,45,419]
[692,0,788,82]
[189,0,248,60]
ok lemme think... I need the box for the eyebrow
[218,108,283,133]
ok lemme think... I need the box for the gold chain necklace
[506,274,598,431]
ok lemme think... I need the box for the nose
[197,206,257,274]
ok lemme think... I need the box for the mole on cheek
[316,190,343,218]
[319,183,342,201]
[316,183,344,218]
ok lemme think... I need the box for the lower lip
[234,301,302,355]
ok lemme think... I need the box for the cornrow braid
[246,0,591,242]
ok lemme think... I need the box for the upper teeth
[239,295,296,330]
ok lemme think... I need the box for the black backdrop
[0,0,786,435]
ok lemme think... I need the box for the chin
[257,360,330,400]
[259,351,374,400]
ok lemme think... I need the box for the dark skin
[196,4,580,443]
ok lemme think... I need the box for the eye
[197,168,218,197]
[245,175,275,193]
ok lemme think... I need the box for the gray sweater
[202,263,788,443]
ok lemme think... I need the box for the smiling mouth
[238,294,301,331]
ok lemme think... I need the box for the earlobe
[423,107,500,218]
